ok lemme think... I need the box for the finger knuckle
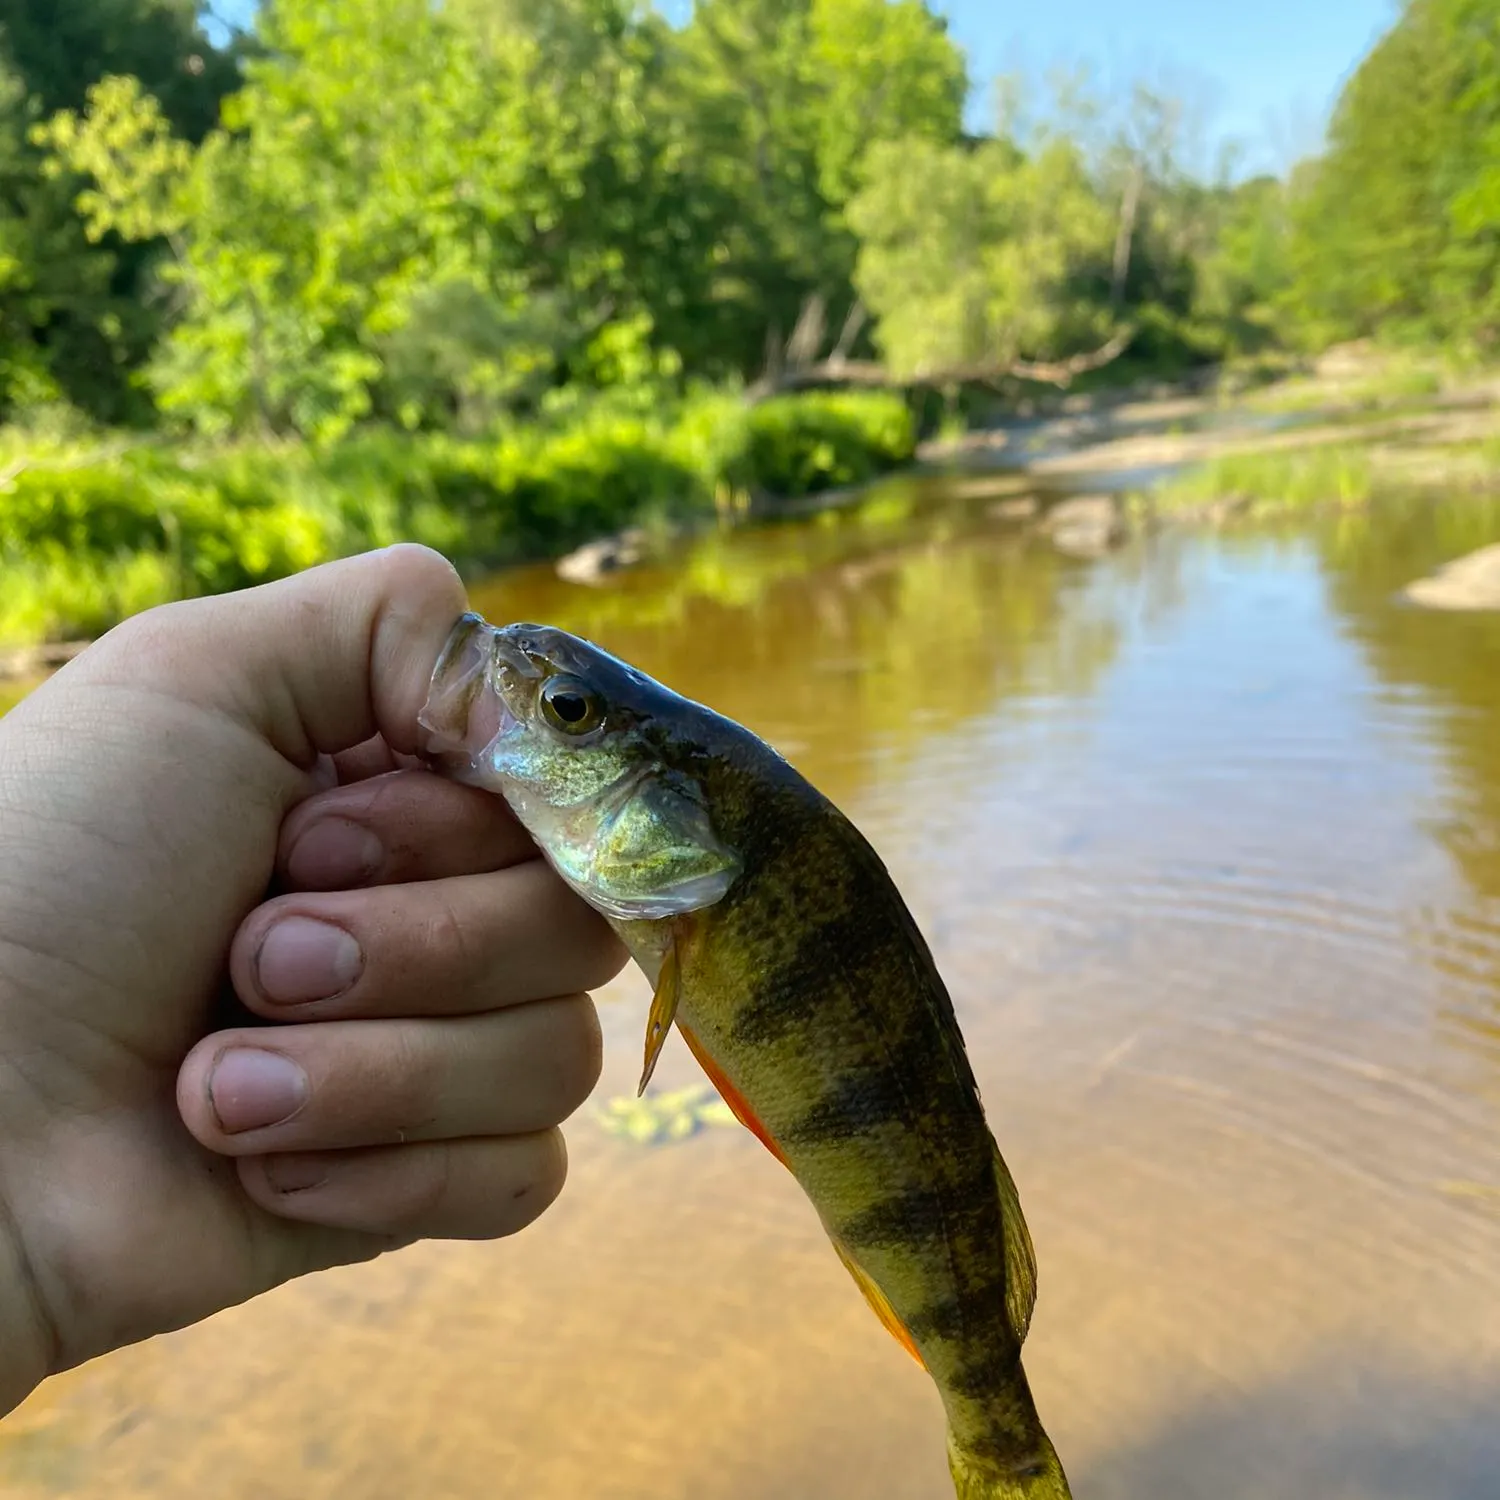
[523,1130,569,1217]
[578,926,631,990]
[381,1026,446,1132]
[550,996,604,1115]
[422,891,476,975]
[387,1143,454,1234]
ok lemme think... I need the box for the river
[4,467,1500,1498]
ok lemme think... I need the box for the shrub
[711,391,916,498]
[0,388,919,649]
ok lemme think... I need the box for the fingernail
[209,1049,309,1133]
[263,1154,329,1194]
[256,917,363,1005]
[285,818,384,889]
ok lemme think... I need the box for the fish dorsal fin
[830,1237,927,1371]
[993,1144,1037,1343]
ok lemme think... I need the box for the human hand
[0,546,626,1416]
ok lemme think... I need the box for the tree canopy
[2,0,1496,435]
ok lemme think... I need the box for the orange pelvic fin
[830,1238,926,1370]
[676,1022,789,1170]
[638,929,684,1096]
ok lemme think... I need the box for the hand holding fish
[0,547,624,1419]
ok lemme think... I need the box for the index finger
[279,770,535,889]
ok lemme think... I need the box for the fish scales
[418,614,1073,1500]
[639,756,1022,1445]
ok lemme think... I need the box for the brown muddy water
[5,476,1500,1499]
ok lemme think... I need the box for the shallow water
[7,480,1500,1499]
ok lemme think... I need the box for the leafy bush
[0,389,917,648]
[710,391,917,498]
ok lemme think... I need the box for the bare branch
[830,299,867,363]
[785,294,827,371]
[747,326,1135,402]
[1110,161,1144,310]
[1008,325,1137,385]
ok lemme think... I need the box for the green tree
[666,0,965,378]
[51,0,696,436]
[846,130,1116,377]
[1281,0,1500,351]
[1193,175,1292,352]
[1,0,237,136]
[0,54,150,420]
[0,0,236,422]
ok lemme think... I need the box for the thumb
[94,544,470,768]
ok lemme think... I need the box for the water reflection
[471,479,1128,808]
[1311,493,1500,1087]
[5,484,1500,1499]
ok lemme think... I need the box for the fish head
[418,613,742,923]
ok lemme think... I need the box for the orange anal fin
[676,1022,789,1170]
[830,1238,926,1370]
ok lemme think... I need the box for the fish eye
[540,674,604,735]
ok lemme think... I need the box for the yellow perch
[419,614,1072,1500]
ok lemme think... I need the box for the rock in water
[1403,544,1500,611]
[556,528,647,586]
[1041,494,1126,559]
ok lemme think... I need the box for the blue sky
[215,0,1401,176]
[935,0,1401,173]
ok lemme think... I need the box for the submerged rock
[556,527,649,585]
[1041,493,1127,558]
[1403,544,1500,611]
[988,495,1040,521]
[594,1084,739,1146]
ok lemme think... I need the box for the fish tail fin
[947,1427,1073,1500]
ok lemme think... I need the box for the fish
[418,612,1073,1500]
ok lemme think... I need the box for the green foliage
[0,0,237,423]
[0,0,1493,571]
[0,0,238,137]
[711,392,917,497]
[848,132,1118,376]
[1282,0,1500,352]
[0,389,916,647]
[805,0,967,206]
[0,56,148,422]
[1192,176,1293,352]
[34,74,193,244]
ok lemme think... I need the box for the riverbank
[0,389,916,657]
[6,349,1499,680]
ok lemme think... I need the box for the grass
[1240,355,1446,415]
[0,389,917,650]
[1132,444,1377,521]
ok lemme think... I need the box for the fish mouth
[417,612,523,774]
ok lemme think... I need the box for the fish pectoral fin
[638,928,684,1096]
[993,1144,1038,1343]
[830,1238,926,1370]
[675,1021,789,1170]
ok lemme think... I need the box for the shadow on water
[1081,1359,1500,1500]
